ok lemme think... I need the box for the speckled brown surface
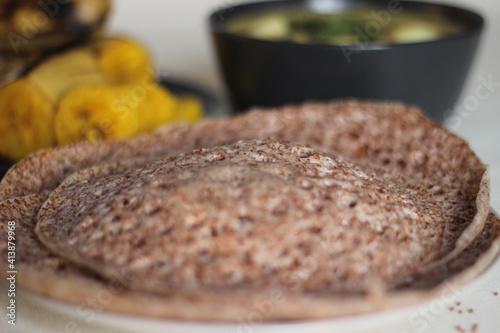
[1,194,498,321]
[36,139,450,294]
[0,100,498,321]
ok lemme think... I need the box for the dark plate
[0,78,226,180]
[0,157,10,180]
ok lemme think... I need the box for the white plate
[3,255,499,333]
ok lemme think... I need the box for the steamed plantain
[55,85,140,145]
[136,84,177,134]
[0,78,55,160]
[93,37,155,85]
[0,34,205,161]
[174,96,204,123]
[27,46,108,103]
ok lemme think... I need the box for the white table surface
[2,1,499,332]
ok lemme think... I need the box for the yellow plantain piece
[0,35,205,161]
[55,85,141,145]
[93,38,155,85]
[0,78,55,160]
[55,83,203,146]
[174,96,204,123]
[135,84,177,134]
[26,47,109,104]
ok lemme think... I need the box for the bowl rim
[209,0,484,50]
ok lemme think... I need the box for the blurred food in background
[0,0,111,85]
[226,7,463,45]
[0,0,203,162]
[211,0,483,121]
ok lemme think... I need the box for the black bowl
[209,0,484,122]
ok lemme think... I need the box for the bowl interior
[210,0,484,47]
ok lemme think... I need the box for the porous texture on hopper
[35,140,452,293]
[0,100,498,321]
